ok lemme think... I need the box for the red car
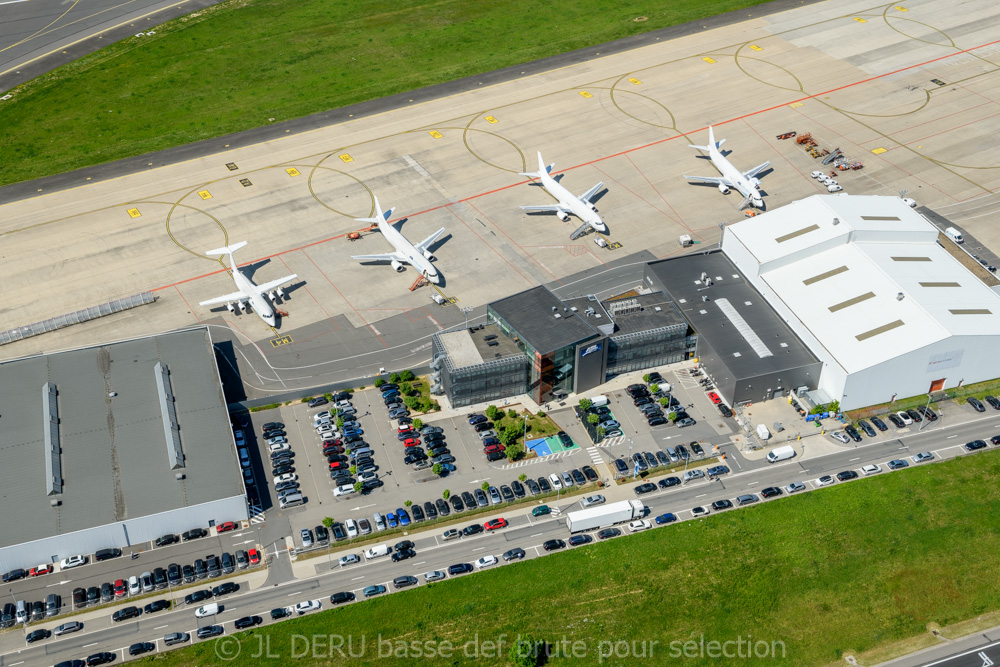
[329,461,347,471]
[322,438,342,447]
[29,564,53,577]
[248,548,261,565]
[483,443,505,454]
[708,392,722,405]
[114,579,127,598]
[484,518,508,531]
[216,521,237,533]
[398,425,413,433]
[403,437,420,447]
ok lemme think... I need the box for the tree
[498,425,519,446]
[336,417,344,429]
[659,397,670,406]
[374,378,384,388]
[578,398,592,411]
[404,499,412,507]
[403,395,419,410]
[413,418,423,430]
[510,635,539,667]
[350,465,357,475]
[643,373,651,383]
[650,383,660,394]
[668,411,677,422]
[400,369,415,381]
[389,372,400,383]
[322,517,334,528]
[505,442,524,461]
[485,405,500,421]
[536,410,545,417]
[587,413,599,425]
[353,482,363,493]
[481,481,490,492]
[442,489,450,500]
[433,464,443,476]
[401,382,414,396]
[518,473,528,482]
[507,409,517,419]
[596,426,606,438]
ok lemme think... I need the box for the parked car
[967,397,986,412]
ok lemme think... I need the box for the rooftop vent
[833,217,840,225]
[50,499,60,508]
[896,292,904,301]
[570,307,578,312]
[554,313,562,319]
[701,296,709,302]
[175,472,186,481]
[551,306,557,312]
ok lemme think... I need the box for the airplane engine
[237,301,249,312]
[390,260,405,272]
[226,303,236,314]
[268,291,278,301]
[751,177,761,187]
[422,249,435,261]
[556,211,570,222]
[718,183,730,195]
[276,288,285,299]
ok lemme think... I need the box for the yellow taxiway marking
[285,167,301,177]
[198,190,212,200]
[578,90,593,98]
[484,115,498,124]
[894,5,907,11]
[749,44,762,52]
[428,130,443,139]
[339,154,354,163]
[627,77,641,85]
[126,207,141,218]
[854,17,868,23]
[702,57,716,63]
[270,335,293,347]
[871,147,887,155]
[789,102,804,108]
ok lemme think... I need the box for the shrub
[442,489,450,500]
[350,465,357,475]
[659,397,670,406]
[650,383,659,394]
[485,405,499,421]
[403,395,419,410]
[587,413,599,425]
[301,396,314,403]
[413,418,423,430]
[481,481,490,491]
[578,398,592,411]
[322,517,334,528]
[400,382,414,396]
[389,372,400,383]
[374,378,384,388]
[433,464,443,476]
[507,409,517,419]
[536,410,545,417]
[510,635,540,667]
[505,442,525,461]
[597,426,606,438]
[404,500,412,507]
[400,369,415,381]
[353,482,362,493]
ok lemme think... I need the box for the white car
[901,197,917,208]
[817,475,835,487]
[274,473,298,485]
[784,482,806,494]
[861,464,882,476]
[345,519,359,538]
[475,555,498,569]
[810,170,825,179]
[628,520,652,533]
[194,603,219,618]
[580,495,605,508]
[60,555,87,569]
[334,400,352,410]
[896,411,913,425]
[294,600,322,614]
[318,430,336,440]
[333,485,355,497]
[358,471,378,483]
[548,473,562,490]
[128,575,141,596]
[268,442,290,454]
[266,436,287,446]
[314,421,333,431]
[313,411,332,422]
[691,506,710,518]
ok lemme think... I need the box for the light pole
[919,394,933,431]
[461,306,474,330]
[629,439,635,478]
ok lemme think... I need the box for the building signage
[580,343,602,358]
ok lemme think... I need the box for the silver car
[488,486,502,505]
[784,481,806,493]
[829,431,850,444]
[373,513,387,531]
[424,570,446,582]
[54,621,83,636]
[580,494,605,508]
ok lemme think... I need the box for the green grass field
[0,0,773,187]
[142,449,1000,665]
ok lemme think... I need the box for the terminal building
[431,286,690,407]
[0,328,247,571]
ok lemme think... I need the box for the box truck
[566,499,644,533]
[766,445,796,463]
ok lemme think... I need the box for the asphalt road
[5,408,1000,665]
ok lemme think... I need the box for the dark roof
[600,293,687,336]
[646,252,818,377]
[0,328,244,548]
[488,286,600,354]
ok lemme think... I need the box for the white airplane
[684,126,770,209]
[198,241,297,327]
[351,196,446,284]
[520,152,606,240]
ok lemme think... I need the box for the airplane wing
[742,162,771,178]
[569,221,592,240]
[683,175,732,185]
[351,252,405,262]
[520,204,572,213]
[199,290,249,307]
[577,181,604,203]
[255,274,298,294]
[414,227,446,252]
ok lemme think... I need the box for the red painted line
[299,247,388,348]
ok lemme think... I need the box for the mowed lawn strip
[145,449,1000,666]
[0,0,774,186]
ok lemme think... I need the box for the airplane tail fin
[205,241,248,265]
[688,126,726,152]
[355,195,395,227]
[519,152,555,178]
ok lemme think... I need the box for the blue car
[396,509,411,526]
[438,463,456,474]
[343,427,362,437]
[386,512,398,528]
[655,513,677,525]
[382,390,400,399]
[468,414,487,425]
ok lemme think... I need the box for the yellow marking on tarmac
[702,57,716,63]
[225,162,238,171]
[447,296,459,305]
[339,154,354,163]
[239,178,252,187]
[853,17,868,23]
[285,167,301,177]
[270,335,293,347]
[627,77,642,85]
[126,207,141,218]
[789,102,804,108]
[428,130,443,139]
[871,147,887,155]
[484,116,498,124]
[579,90,593,98]
[198,190,212,200]
[895,5,907,11]
[749,45,763,52]
[609,241,623,250]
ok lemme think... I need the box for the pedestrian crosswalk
[596,436,625,448]
[586,446,604,465]
[249,504,266,524]
[501,450,575,469]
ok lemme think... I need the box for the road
[4,409,1000,665]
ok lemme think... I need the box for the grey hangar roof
[0,328,243,549]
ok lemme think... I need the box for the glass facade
[605,323,689,378]
[433,336,530,408]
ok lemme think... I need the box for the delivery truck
[566,499,644,533]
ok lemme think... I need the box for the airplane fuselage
[379,219,441,283]
[539,171,607,232]
[233,269,277,326]
[709,146,763,207]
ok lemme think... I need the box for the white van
[945,227,964,243]
[364,545,389,561]
[194,603,219,618]
[766,445,796,463]
[590,395,609,407]
[279,493,304,509]
[756,424,771,441]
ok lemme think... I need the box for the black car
[271,607,292,620]
[194,559,208,579]
[263,429,286,439]
[26,628,51,643]
[272,464,295,476]
[761,486,783,498]
[690,442,705,456]
[391,548,416,562]
[986,396,1000,410]
[427,446,450,458]
[153,567,168,589]
[101,581,114,602]
[642,452,658,469]
[968,397,987,412]
[112,606,142,622]
[95,548,122,562]
[144,599,171,614]
[314,525,329,543]
[87,587,100,606]
[511,479,526,497]
[632,453,648,472]
[167,563,182,586]
[460,491,477,508]
[580,466,598,483]
[557,431,573,448]
[393,576,418,589]
[404,452,427,465]
[473,422,494,433]
[436,498,451,516]
[718,404,733,418]
[966,440,988,451]
[206,555,221,577]
[129,642,156,656]
[836,470,859,481]
[503,548,526,561]
[655,451,670,466]
[485,450,505,462]
[86,653,116,666]
[569,534,593,546]
[72,587,86,608]
[197,625,224,639]
[844,425,862,442]
[261,421,284,431]
[330,591,357,605]
[597,528,621,540]
[887,413,905,428]
[2,569,25,583]
[917,406,938,421]
[542,539,566,551]
[634,482,657,496]
[463,523,484,536]
[524,479,540,495]
[213,582,238,597]
[449,495,465,512]
[613,459,628,475]
[410,504,425,521]
[448,563,473,575]
[870,416,888,431]
[424,501,438,519]
[184,590,212,605]
[857,420,877,437]
[307,396,328,407]
[905,409,923,423]
[658,476,680,489]
[500,485,516,502]
[675,444,691,460]
[235,616,263,629]
[711,499,733,510]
